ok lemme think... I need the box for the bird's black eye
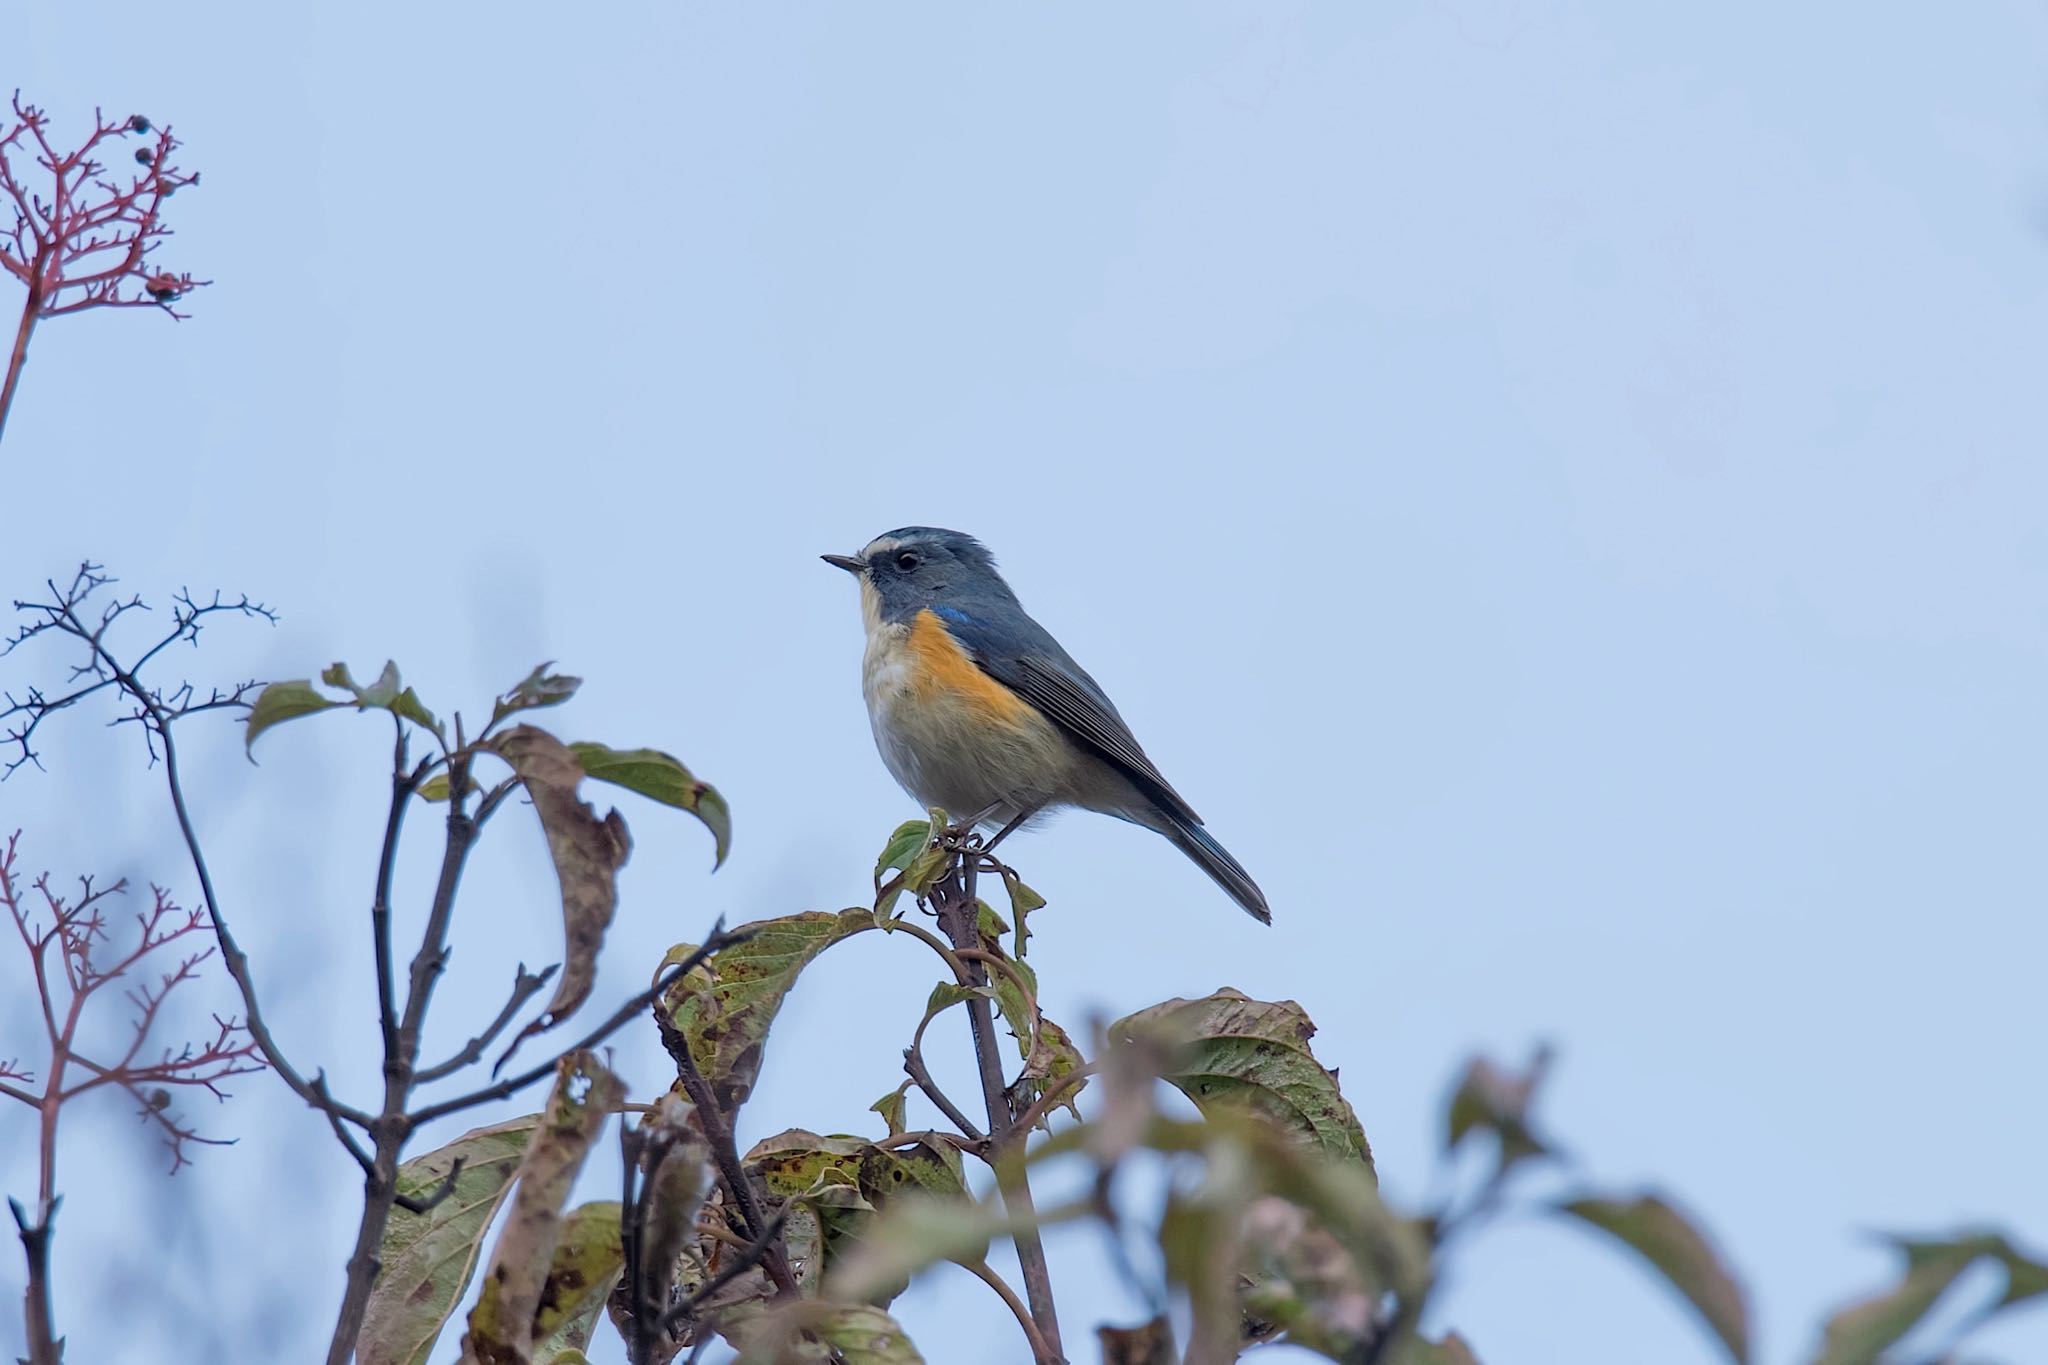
[895,550,921,572]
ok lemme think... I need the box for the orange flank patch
[907,609,1033,723]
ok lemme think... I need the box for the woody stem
[931,865,1064,1363]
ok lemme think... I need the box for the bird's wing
[930,604,1202,825]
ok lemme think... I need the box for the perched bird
[824,527,1269,923]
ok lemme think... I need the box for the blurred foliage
[10,633,2046,1365]
[357,790,2048,1365]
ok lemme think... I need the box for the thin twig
[902,1043,987,1145]
[665,1016,798,1297]
[34,580,353,1126]
[391,1156,465,1215]
[662,1206,791,1335]
[1008,1063,1098,1138]
[313,1072,374,1177]
[409,929,747,1127]
[413,961,558,1085]
[958,1256,1060,1365]
[370,726,421,1069]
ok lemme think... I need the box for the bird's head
[823,527,1011,623]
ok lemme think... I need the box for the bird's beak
[821,553,864,575]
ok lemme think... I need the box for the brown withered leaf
[459,1053,623,1365]
[1098,1315,1175,1365]
[486,725,632,1066]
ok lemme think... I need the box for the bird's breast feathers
[863,607,1033,727]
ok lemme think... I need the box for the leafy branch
[3,569,736,1364]
[11,570,2044,1365]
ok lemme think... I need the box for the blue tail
[1160,813,1271,924]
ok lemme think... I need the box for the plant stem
[663,1013,799,1297]
[931,870,1064,1362]
[324,755,477,1365]
[9,1197,60,1365]
[0,272,41,446]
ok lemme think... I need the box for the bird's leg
[964,804,1043,888]
[941,802,1004,846]
[980,804,1040,856]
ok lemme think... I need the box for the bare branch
[408,926,748,1128]
[0,569,355,1132]
[0,96,209,442]
[391,1156,465,1215]
[414,961,558,1085]
[660,1206,791,1338]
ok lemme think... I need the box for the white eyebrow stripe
[861,536,903,559]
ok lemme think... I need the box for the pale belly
[861,626,1081,825]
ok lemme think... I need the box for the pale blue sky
[5,4,2047,1363]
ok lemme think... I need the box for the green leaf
[1558,1195,1749,1364]
[389,687,441,736]
[661,909,874,1111]
[460,1054,623,1364]
[922,981,985,1018]
[875,821,933,879]
[746,1129,870,1200]
[529,1202,624,1361]
[870,1080,912,1136]
[1164,1117,1422,1352]
[740,1131,978,1304]
[1445,1050,1551,1172]
[1813,1231,2048,1365]
[243,680,342,754]
[1160,1184,1249,1362]
[417,771,481,804]
[859,1137,970,1205]
[744,1130,878,1291]
[322,659,395,704]
[730,1302,926,1364]
[492,663,582,726]
[484,726,633,1061]
[999,868,1045,959]
[873,816,953,917]
[567,742,731,868]
[975,900,1008,942]
[852,1139,982,1291]
[826,1194,1024,1307]
[982,957,1086,1123]
[320,660,443,737]
[1994,1234,2048,1305]
[1111,989,1372,1170]
[357,1115,539,1365]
